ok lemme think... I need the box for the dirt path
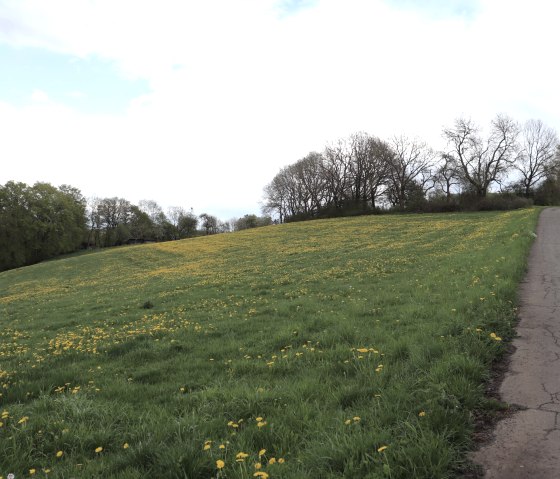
[473,207,560,478]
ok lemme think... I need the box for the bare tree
[513,119,559,197]
[348,133,391,208]
[386,136,436,208]
[443,115,519,197]
[322,138,352,209]
[433,154,461,202]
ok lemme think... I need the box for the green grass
[0,209,540,478]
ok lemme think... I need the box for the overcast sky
[1,0,558,219]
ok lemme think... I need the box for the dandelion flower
[95,446,103,453]
[377,445,388,453]
[353,416,361,422]
[18,416,29,424]
[254,462,262,469]
[257,421,267,428]
[253,472,269,479]
[344,419,352,425]
[258,449,266,457]
[219,444,225,449]
[356,348,369,353]
[216,459,225,469]
[123,443,129,449]
[56,450,63,458]
[29,469,36,475]
[419,411,426,417]
[236,452,249,462]
[278,458,285,464]
[203,444,211,451]
[255,416,263,422]
[269,457,276,465]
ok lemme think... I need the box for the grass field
[0,209,540,478]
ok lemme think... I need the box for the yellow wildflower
[29,469,36,475]
[253,472,269,479]
[18,416,29,424]
[258,449,266,457]
[344,419,352,425]
[236,452,249,462]
[377,445,388,453]
[278,458,285,464]
[95,446,103,453]
[419,411,426,417]
[356,348,369,353]
[123,443,129,449]
[216,459,225,469]
[268,457,277,465]
[257,421,267,428]
[56,450,63,457]
[254,462,262,469]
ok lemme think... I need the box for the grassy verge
[0,209,540,478]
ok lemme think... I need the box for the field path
[473,207,560,478]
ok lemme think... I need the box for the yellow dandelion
[95,446,103,453]
[56,450,63,457]
[344,419,352,425]
[356,348,369,353]
[353,416,361,422]
[255,416,263,421]
[203,444,211,451]
[18,416,29,424]
[258,449,266,457]
[419,411,426,417]
[29,469,36,475]
[377,445,388,453]
[254,462,262,469]
[253,472,269,479]
[257,421,267,428]
[269,457,277,465]
[216,459,225,469]
[236,452,249,462]
[278,458,285,464]
[219,444,225,449]
[123,443,129,449]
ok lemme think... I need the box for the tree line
[0,184,271,272]
[0,182,86,272]
[262,116,560,221]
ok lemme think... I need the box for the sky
[1,0,559,220]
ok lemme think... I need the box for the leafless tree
[322,139,352,209]
[443,115,519,197]
[513,119,559,197]
[433,154,461,202]
[386,136,436,208]
[348,133,391,208]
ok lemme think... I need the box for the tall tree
[513,119,559,197]
[386,136,435,208]
[443,115,519,197]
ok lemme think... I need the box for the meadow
[0,209,540,478]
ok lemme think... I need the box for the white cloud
[30,88,49,102]
[1,0,559,218]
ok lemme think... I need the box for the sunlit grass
[0,209,539,478]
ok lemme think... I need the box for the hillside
[0,210,540,478]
